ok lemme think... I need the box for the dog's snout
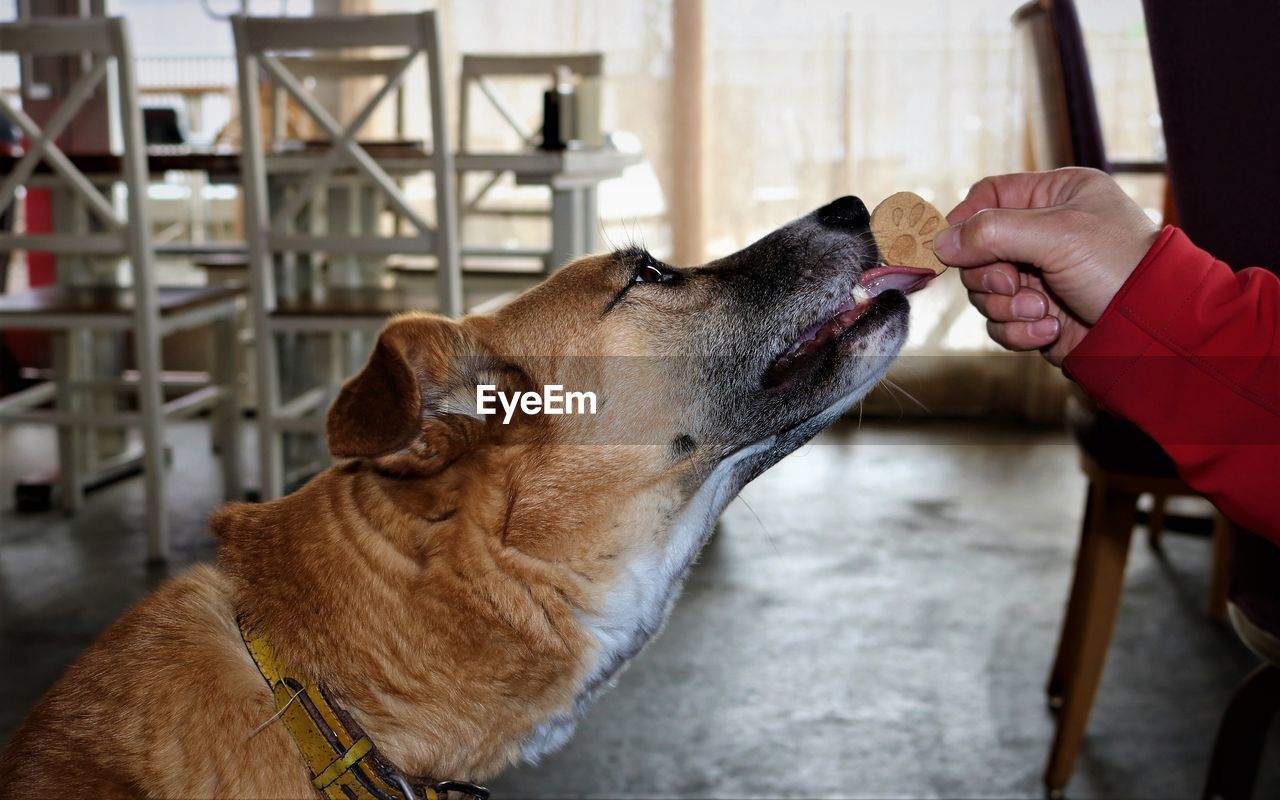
[816,195,870,230]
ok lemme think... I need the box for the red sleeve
[1063,226,1280,545]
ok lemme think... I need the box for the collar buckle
[389,773,490,800]
[433,780,491,800]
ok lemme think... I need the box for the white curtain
[357,0,1165,416]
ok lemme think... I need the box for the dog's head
[324,196,930,760]
[327,195,928,487]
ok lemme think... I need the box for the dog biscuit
[871,192,947,274]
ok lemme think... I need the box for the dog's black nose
[817,195,870,229]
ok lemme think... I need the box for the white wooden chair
[271,55,410,144]
[231,12,459,501]
[458,53,604,152]
[0,17,243,561]
[456,53,604,270]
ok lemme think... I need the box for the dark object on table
[540,69,574,151]
[142,107,187,146]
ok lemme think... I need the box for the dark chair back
[1142,0,1280,272]
[1013,0,1108,171]
[1048,0,1107,171]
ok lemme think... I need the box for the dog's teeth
[851,284,872,304]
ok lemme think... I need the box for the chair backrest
[0,17,153,283]
[232,12,460,315]
[1012,0,1108,172]
[458,53,604,152]
[272,55,410,143]
[1142,0,1280,272]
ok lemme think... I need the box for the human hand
[933,167,1160,366]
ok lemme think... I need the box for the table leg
[583,184,600,255]
[52,330,84,514]
[550,186,585,272]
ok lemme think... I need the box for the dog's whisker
[599,219,617,254]
[878,379,906,416]
[882,378,931,414]
[735,492,780,556]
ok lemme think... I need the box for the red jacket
[1064,226,1280,545]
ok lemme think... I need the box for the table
[2,143,643,503]
[3,143,643,270]
[456,148,643,269]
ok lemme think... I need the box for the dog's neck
[215,447,649,779]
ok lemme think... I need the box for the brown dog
[0,196,932,798]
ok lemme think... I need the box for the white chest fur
[518,439,774,762]
[516,368,886,763]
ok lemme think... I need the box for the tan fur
[2,198,909,798]
[1,256,704,796]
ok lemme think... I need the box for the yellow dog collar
[239,616,489,800]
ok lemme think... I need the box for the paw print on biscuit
[871,192,947,273]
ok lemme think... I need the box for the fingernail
[1013,294,1046,320]
[934,225,960,259]
[1030,317,1060,338]
[982,271,1016,296]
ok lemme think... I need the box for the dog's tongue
[859,265,937,296]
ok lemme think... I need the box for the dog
[0,196,933,798]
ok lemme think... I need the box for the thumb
[933,207,1068,271]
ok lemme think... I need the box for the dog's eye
[632,254,679,285]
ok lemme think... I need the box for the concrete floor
[1,419,1276,798]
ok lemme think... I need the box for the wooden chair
[231,12,460,501]
[1014,1,1230,795]
[458,52,604,153]
[272,55,410,145]
[1202,529,1280,800]
[1139,3,1280,797]
[0,17,243,561]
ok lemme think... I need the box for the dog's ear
[326,313,484,460]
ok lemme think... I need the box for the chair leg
[212,316,243,503]
[52,330,84,514]
[134,328,168,562]
[1044,484,1139,797]
[1047,481,1101,711]
[1208,514,1231,623]
[256,328,285,502]
[1146,492,1168,550]
[1202,663,1280,800]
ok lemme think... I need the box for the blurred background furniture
[1140,3,1280,798]
[232,11,459,501]
[0,16,242,560]
[0,113,16,396]
[1143,0,1280,274]
[453,53,640,273]
[1014,0,1232,795]
[1204,529,1280,800]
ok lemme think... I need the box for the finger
[944,167,1105,224]
[986,317,1061,351]
[934,207,1071,269]
[957,262,1021,296]
[967,287,1050,323]
[947,173,1054,224]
